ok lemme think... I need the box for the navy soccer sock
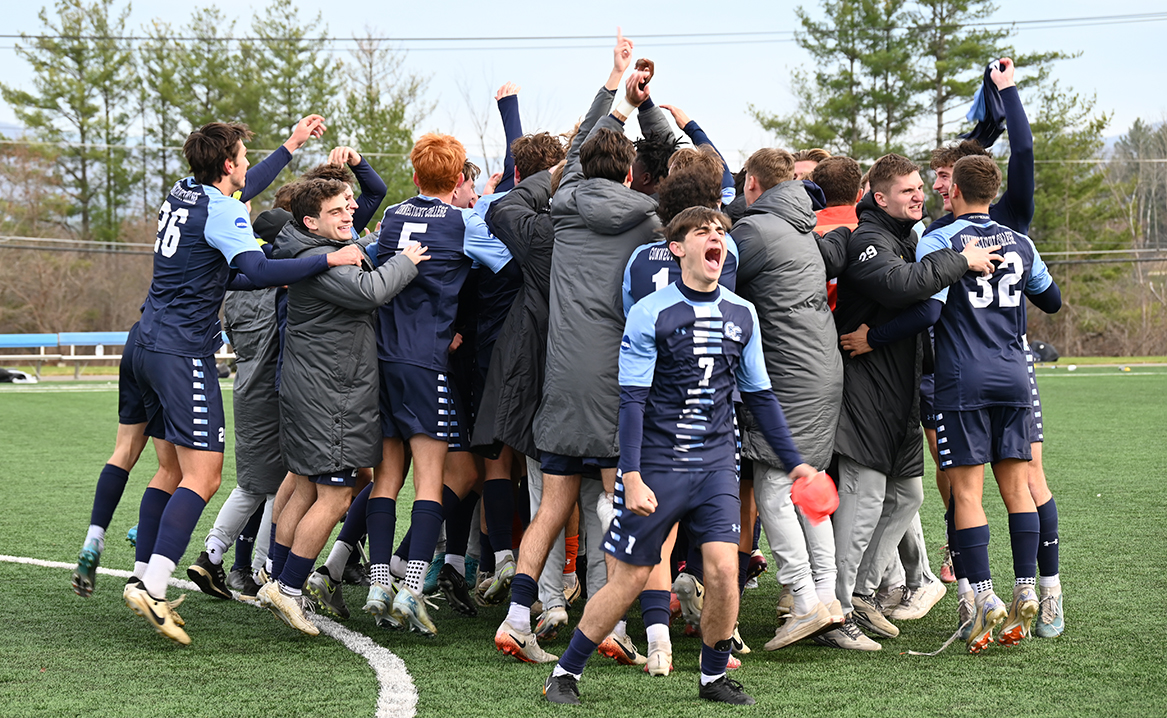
[366,496,397,585]
[269,541,290,582]
[640,589,671,629]
[738,551,750,594]
[279,552,315,595]
[700,642,731,681]
[1036,498,1059,578]
[90,464,130,529]
[752,519,762,552]
[557,628,598,677]
[135,487,171,564]
[955,524,992,589]
[446,490,479,558]
[231,504,264,572]
[394,527,413,561]
[338,483,372,546]
[404,499,445,591]
[1008,511,1040,585]
[946,504,967,580]
[510,572,538,609]
[516,474,531,528]
[483,479,515,553]
[151,488,206,563]
[686,543,705,583]
[479,530,496,573]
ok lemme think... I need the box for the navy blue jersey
[137,179,261,357]
[622,234,739,315]
[620,282,770,472]
[918,213,1051,410]
[375,194,512,371]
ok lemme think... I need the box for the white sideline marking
[0,554,417,718]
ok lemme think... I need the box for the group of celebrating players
[66,30,1065,707]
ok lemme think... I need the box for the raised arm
[494,83,524,193]
[994,59,1035,233]
[329,146,388,232]
[661,104,736,205]
[240,114,326,202]
[561,31,633,190]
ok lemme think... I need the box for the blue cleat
[126,524,138,547]
[72,538,102,597]
[1034,588,1065,638]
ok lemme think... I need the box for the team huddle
[68,31,1065,707]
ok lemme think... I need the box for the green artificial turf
[0,372,1164,717]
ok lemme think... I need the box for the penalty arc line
[0,554,418,718]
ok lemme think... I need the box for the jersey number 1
[155,201,189,258]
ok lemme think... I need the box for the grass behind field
[1,373,1165,717]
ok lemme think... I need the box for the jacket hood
[856,191,918,239]
[271,222,351,259]
[571,178,658,235]
[743,180,818,234]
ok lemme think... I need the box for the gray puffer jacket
[271,223,418,475]
[533,88,663,458]
[734,181,843,469]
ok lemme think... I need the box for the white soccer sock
[791,577,818,615]
[1015,576,1036,587]
[551,664,581,680]
[390,555,408,579]
[506,601,531,632]
[646,623,670,645]
[405,560,427,592]
[323,540,354,583]
[85,525,106,551]
[206,535,228,565]
[814,576,836,605]
[494,549,514,567]
[278,580,302,597]
[972,579,993,596]
[1039,574,1061,591]
[444,553,466,576]
[369,562,391,587]
[142,554,176,599]
[957,578,972,596]
[700,672,726,686]
[613,619,628,639]
[133,561,148,579]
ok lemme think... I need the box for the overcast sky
[2,0,1165,171]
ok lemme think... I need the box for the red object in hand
[791,471,839,525]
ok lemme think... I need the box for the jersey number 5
[969,251,1023,309]
[398,222,428,249]
[155,201,189,258]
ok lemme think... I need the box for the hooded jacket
[832,193,968,476]
[734,181,842,469]
[472,169,556,458]
[534,88,662,458]
[271,222,418,475]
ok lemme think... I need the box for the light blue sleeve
[619,301,658,388]
[915,231,953,304]
[473,191,507,218]
[1025,238,1053,294]
[726,233,739,260]
[460,208,514,273]
[735,303,772,393]
[721,186,737,206]
[205,194,263,267]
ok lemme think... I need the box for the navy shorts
[919,373,938,430]
[604,468,741,567]
[935,407,1033,469]
[1024,343,1045,444]
[539,452,618,477]
[132,347,225,452]
[117,323,147,425]
[310,468,358,488]
[378,361,467,451]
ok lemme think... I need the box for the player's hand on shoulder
[961,238,1003,277]
[328,146,361,166]
[326,243,364,268]
[400,243,430,265]
[622,471,658,516]
[839,323,873,357]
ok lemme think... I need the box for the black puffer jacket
[472,170,556,459]
[832,193,968,477]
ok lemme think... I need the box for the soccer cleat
[307,567,350,620]
[731,623,750,654]
[543,671,580,705]
[699,675,755,705]
[673,572,704,635]
[776,584,793,617]
[124,582,190,645]
[813,615,881,651]
[644,641,673,676]
[342,561,371,587]
[391,583,438,636]
[126,524,137,547]
[876,585,906,617]
[747,549,768,581]
[423,553,445,595]
[258,582,320,636]
[225,567,251,593]
[363,582,402,630]
[852,594,899,638]
[232,572,263,604]
[1034,587,1065,638]
[957,590,975,642]
[966,591,1008,654]
[889,579,947,621]
[473,570,494,606]
[535,605,569,641]
[482,558,516,604]
[563,572,582,608]
[997,584,1039,646]
[72,538,102,597]
[496,619,558,663]
[764,602,834,651]
[187,551,233,600]
[436,563,478,617]
[939,544,956,583]
[598,632,648,666]
[124,578,186,626]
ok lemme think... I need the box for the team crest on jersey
[234,217,249,229]
[723,321,742,342]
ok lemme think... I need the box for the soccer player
[121,121,364,645]
[793,148,830,180]
[541,207,815,706]
[914,155,1061,652]
[257,178,426,634]
[71,115,330,598]
[364,132,512,635]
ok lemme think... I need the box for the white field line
[0,554,417,718]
